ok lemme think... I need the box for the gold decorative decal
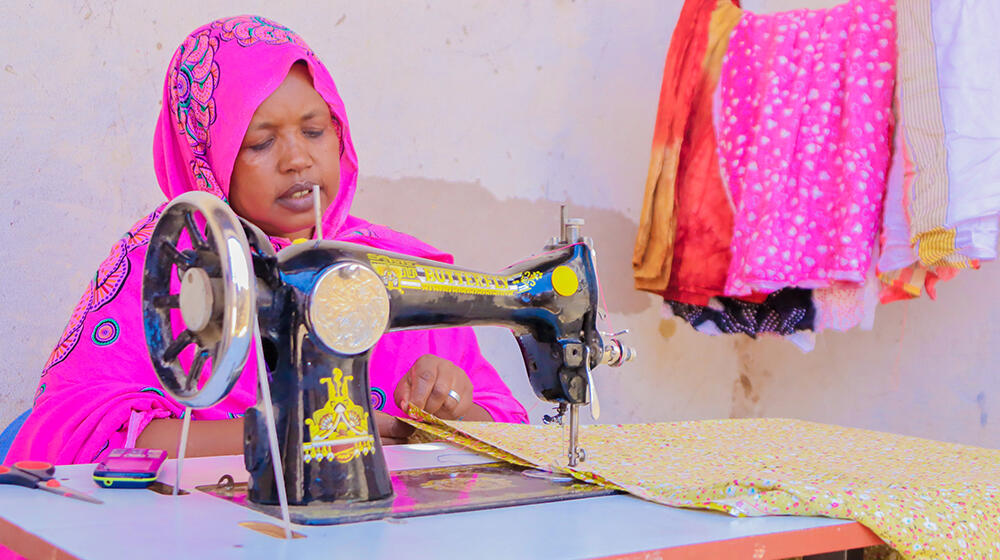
[304,368,374,464]
[367,254,543,296]
[518,270,543,289]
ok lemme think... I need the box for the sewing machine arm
[271,240,604,406]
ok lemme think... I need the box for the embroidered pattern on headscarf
[169,31,223,197]
[139,387,165,397]
[214,15,343,157]
[40,207,163,374]
[168,16,335,199]
[214,15,311,50]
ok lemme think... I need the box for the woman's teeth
[289,190,313,199]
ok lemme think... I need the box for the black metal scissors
[0,460,103,504]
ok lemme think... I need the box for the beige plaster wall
[0,1,740,431]
[1,1,996,449]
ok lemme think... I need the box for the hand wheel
[142,191,258,409]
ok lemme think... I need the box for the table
[0,443,883,559]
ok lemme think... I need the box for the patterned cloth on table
[404,408,1000,560]
[716,0,895,296]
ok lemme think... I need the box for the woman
[6,15,526,465]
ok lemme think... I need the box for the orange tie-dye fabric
[633,0,742,296]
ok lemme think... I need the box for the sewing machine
[141,191,633,514]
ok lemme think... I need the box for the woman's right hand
[374,410,414,445]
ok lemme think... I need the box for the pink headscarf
[6,16,525,465]
[153,17,360,244]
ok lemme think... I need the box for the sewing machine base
[196,462,619,526]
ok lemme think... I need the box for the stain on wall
[729,337,772,419]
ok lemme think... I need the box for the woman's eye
[303,128,324,138]
[248,138,273,152]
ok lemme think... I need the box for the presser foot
[542,403,567,426]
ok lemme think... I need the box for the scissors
[0,460,103,504]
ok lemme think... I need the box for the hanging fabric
[632,0,742,298]
[715,0,896,297]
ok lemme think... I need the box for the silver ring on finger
[447,389,461,404]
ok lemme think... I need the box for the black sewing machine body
[143,192,632,512]
[243,240,599,505]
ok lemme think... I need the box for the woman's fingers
[403,360,438,412]
[437,385,464,418]
[374,410,413,443]
[425,361,473,419]
[394,355,475,420]
[423,372,454,416]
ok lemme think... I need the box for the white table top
[1,443,872,560]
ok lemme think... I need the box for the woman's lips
[276,182,321,212]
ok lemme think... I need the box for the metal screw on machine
[564,218,585,244]
[557,205,586,245]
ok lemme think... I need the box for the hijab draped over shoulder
[7,16,526,464]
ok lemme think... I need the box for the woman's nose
[280,136,312,173]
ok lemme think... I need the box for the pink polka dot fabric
[716,0,895,296]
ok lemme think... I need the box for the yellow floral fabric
[403,410,1000,560]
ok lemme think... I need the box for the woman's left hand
[394,354,475,420]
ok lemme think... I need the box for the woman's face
[229,63,341,240]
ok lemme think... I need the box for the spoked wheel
[142,191,264,409]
